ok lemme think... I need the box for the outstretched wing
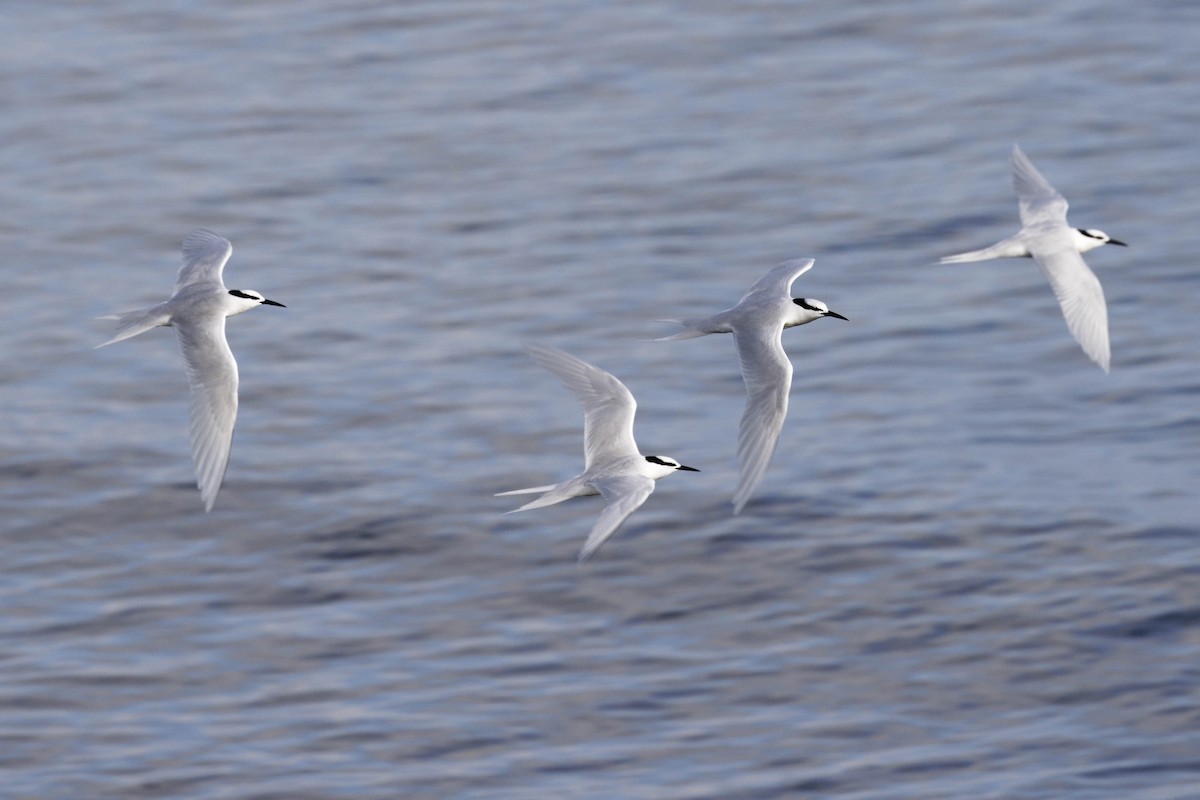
[174,315,239,511]
[740,258,815,303]
[1012,144,1069,229]
[176,229,234,290]
[580,475,656,560]
[731,325,793,514]
[525,343,640,469]
[1029,244,1111,372]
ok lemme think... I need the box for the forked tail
[939,236,1028,264]
[652,320,714,342]
[495,484,558,498]
[496,481,586,512]
[95,304,171,348]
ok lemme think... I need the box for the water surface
[1,1,1198,798]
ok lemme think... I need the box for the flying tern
[656,258,846,514]
[497,343,699,561]
[940,144,1126,372]
[97,229,285,511]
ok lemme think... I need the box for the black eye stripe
[645,456,672,467]
[229,289,257,299]
[1078,229,1102,240]
[793,298,821,311]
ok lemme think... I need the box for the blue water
[2,1,1198,798]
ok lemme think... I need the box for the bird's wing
[731,325,793,514]
[1011,144,1069,229]
[1029,243,1111,372]
[176,229,234,290]
[174,315,239,511]
[525,343,640,470]
[740,258,815,303]
[580,475,656,560]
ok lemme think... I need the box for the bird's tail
[651,320,713,342]
[495,484,558,497]
[95,304,171,348]
[496,482,583,513]
[939,236,1028,264]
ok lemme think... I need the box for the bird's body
[97,229,284,511]
[657,258,846,514]
[940,144,1125,372]
[497,343,698,561]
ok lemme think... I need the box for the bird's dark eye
[794,298,820,311]
[646,456,672,467]
[229,290,257,299]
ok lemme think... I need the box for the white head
[1074,228,1127,253]
[226,288,286,316]
[643,455,700,480]
[790,297,848,326]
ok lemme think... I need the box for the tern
[940,144,1126,372]
[497,343,699,561]
[97,229,285,511]
[656,258,846,514]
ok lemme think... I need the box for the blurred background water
[1,1,1198,798]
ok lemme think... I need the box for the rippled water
[2,1,1198,798]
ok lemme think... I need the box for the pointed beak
[260,298,286,307]
[1107,238,1127,247]
[676,464,700,472]
[824,310,848,321]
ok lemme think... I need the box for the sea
[1,1,1198,798]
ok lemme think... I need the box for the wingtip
[200,483,218,512]
[577,532,613,561]
[199,478,220,512]
[1087,343,1110,373]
